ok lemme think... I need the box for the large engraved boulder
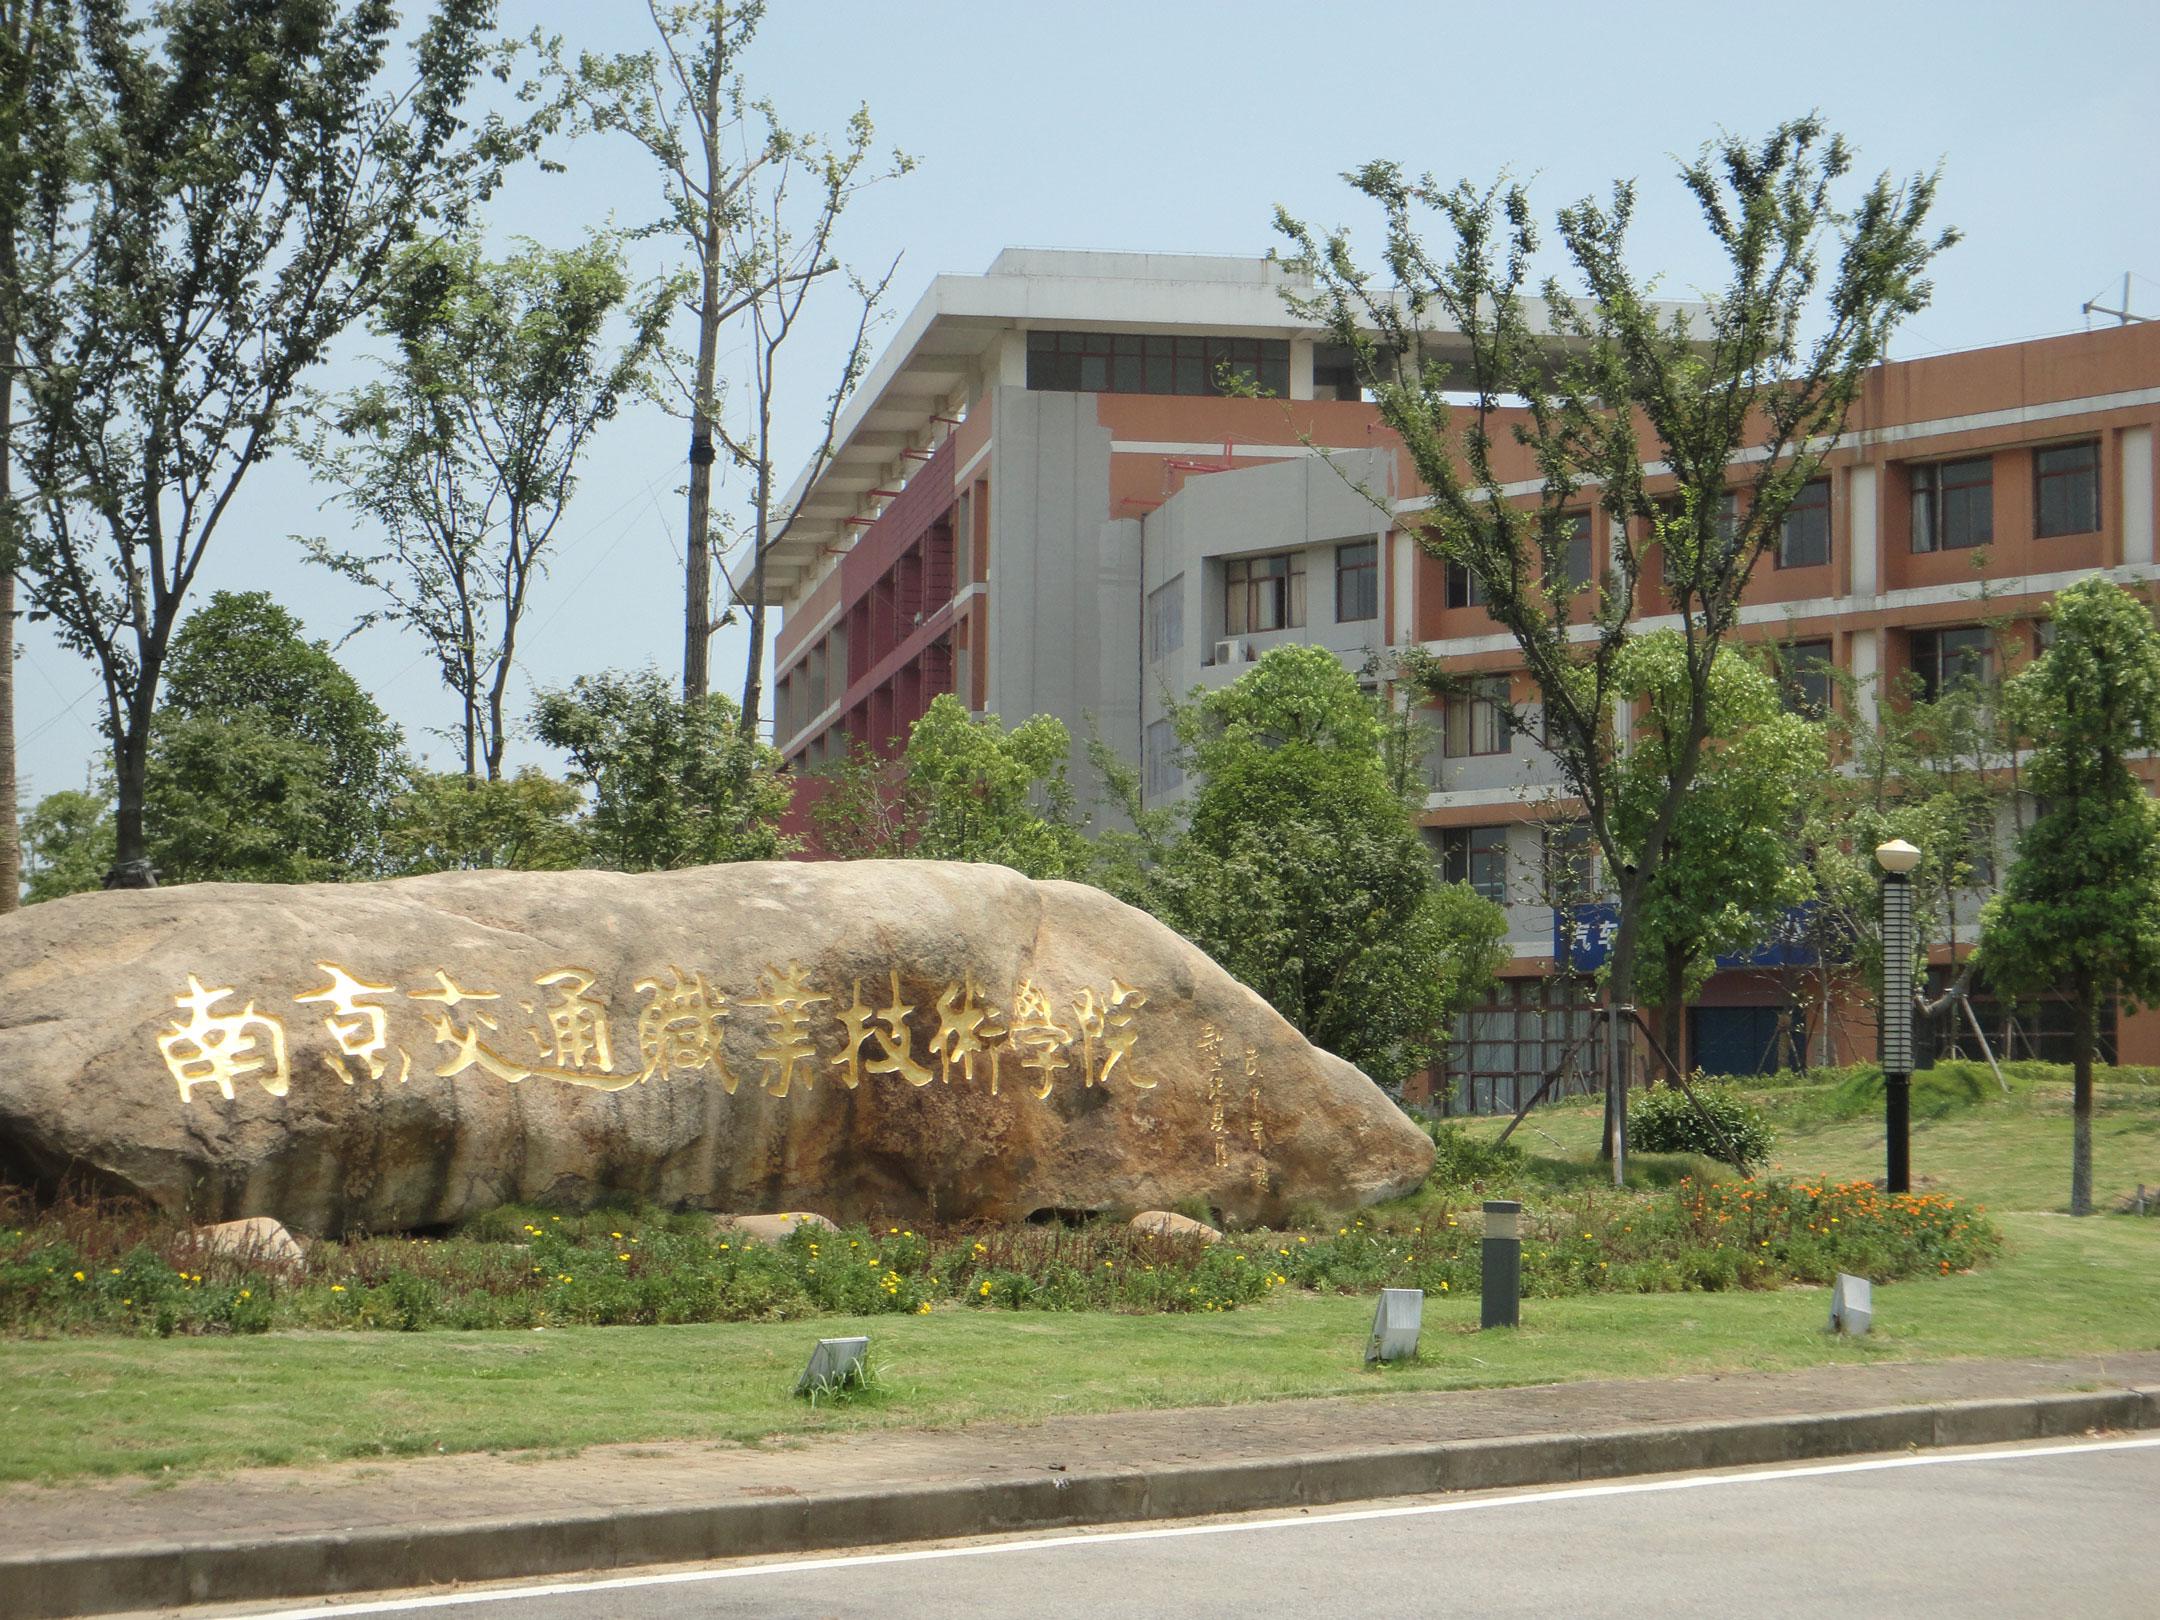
[0,861,1433,1235]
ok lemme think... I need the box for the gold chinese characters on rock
[154,964,1157,1108]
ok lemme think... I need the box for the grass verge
[0,1210,2147,1484]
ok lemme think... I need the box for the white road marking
[251,1434,2160,1616]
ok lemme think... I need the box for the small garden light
[1481,1200,1522,1329]
[1365,1287,1423,1363]
[794,1335,870,1400]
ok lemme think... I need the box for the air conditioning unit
[1214,637,1250,667]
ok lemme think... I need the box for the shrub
[1628,1080,1775,1170]
[1423,1120,1526,1188]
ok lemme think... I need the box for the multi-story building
[769,247,2160,1107]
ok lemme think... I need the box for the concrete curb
[5,1384,2156,1619]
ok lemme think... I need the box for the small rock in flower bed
[1130,1210,1220,1243]
[716,1211,840,1244]
[194,1216,306,1273]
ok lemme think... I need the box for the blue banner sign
[1555,903,1822,974]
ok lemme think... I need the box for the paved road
[251,1437,2160,1619]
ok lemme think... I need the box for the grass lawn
[2,1068,2154,1484]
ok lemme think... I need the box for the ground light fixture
[1829,1272,1874,1336]
[1365,1288,1424,1362]
[1876,838,1921,1194]
[1480,1200,1522,1329]
[794,1336,870,1399]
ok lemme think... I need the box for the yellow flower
[617,1252,631,1261]
[979,1282,992,1296]
[121,1298,132,1305]
[611,1231,623,1239]
[916,1302,931,1314]
[238,1289,251,1300]
[330,1284,346,1293]
[719,1243,730,1251]
[109,1268,121,1275]
[1439,1281,1449,1291]
[71,1270,84,1282]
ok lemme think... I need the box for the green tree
[812,693,1093,880]
[18,785,111,902]
[382,769,587,876]
[11,0,510,884]
[1280,117,1951,1166]
[1103,645,1509,1094]
[143,714,336,886]
[1980,578,2160,1215]
[0,0,74,915]
[299,235,672,780]
[145,590,405,882]
[531,667,791,870]
[1615,633,1823,1066]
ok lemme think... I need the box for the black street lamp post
[1876,838,1921,1194]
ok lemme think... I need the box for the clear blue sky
[15,0,2160,801]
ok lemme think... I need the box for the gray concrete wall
[984,387,1141,789]
[1136,449,1397,802]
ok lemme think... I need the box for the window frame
[1443,676,1512,758]
[1911,624,1997,703]
[1561,510,1594,593]
[1776,477,1832,570]
[1439,824,1511,904]
[1777,638,1834,717]
[1223,552,1307,637]
[1146,575,1185,663]
[1025,330,1291,398]
[1334,539,1378,623]
[2034,439,2101,539]
[1444,558,1485,610]
[1910,456,1994,553]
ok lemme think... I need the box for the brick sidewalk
[4,1350,2155,1565]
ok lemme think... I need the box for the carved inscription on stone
[154,963,1162,1108]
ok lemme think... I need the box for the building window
[1910,457,1992,552]
[1147,575,1185,663]
[1144,718,1181,799]
[1445,559,1485,608]
[1443,676,1511,757]
[1778,478,1832,568]
[1025,330,1291,397]
[1561,511,1593,592]
[1335,540,1378,622]
[2034,440,2100,538]
[1444,977,1598,1115]
[1312,342,1363,401]
[1775,639,1834,717]
[1225,552,1306,635]
[1911,625,1995,702]
[1438,824,1510,903]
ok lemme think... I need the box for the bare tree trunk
[738,419,771,738]
[2070,969,2095,1217]
[680,16,724,702]
[0,359,16,912]
[0,94,18,913]
[0,564,16,912]
[1659,938,1686,1080]
[106,701,153,885]
[1601,912,1639,1179]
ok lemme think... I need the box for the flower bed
[0,1175,2001,1338]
